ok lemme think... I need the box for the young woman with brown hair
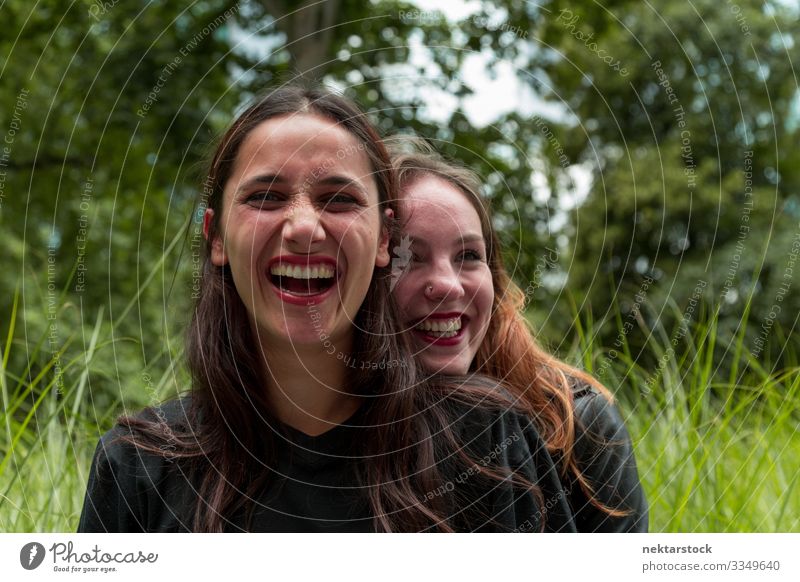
[389,136,648,532]
[78,85,582,532]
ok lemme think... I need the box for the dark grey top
[77,385,647,532]
[564,384,649,532]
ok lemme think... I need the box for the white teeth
[420,329,458,338]
[416,317,462,335]
[440,331,457,338]
[269,264,335,279]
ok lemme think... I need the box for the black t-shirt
[78,399,373,532]
[77,389,647,532]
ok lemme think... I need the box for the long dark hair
[388,136,630,519]
[117,85,542,532]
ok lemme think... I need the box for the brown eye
[320,192,359,209]
[458,249,484,262]
[246,191,283,207]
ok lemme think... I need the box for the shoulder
[435,378,551,469]
[97,396,192,457]
[90,398,190,481]
[132,395,193,428]
[570,382,631,445]
[430,377,576,532]
[565,380,649,532]
[438,378,530,433]
[78,397,194,532]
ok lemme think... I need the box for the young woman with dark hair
[389,136,649,532]
[78,85,582,533]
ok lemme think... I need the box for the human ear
[204,208,227,266]
[375,207,393,268]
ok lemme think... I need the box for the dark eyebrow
[458,234,486,245]
[408,234,485,247]
[315,175,368,195]
[236,174,367,195]
[236,174,284,194]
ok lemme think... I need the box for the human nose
[282,197,325,251]
[423,260,466,302]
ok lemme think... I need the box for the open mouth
[269,262,338,297]
[414,316,465,340]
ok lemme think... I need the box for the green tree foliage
[1,0,241,406]
[534,0,800,367]
[2,0,798,412]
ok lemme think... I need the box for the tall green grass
[1,222,189,532]
[564,295,800,532]
[2,281,798,531]
[0,281,184,531]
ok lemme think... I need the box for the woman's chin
[249,313,340,353]
[418,353,471,376]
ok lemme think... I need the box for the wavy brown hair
[388,135,629,518]
[115,85,543,532]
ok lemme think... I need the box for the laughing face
[204,113,390,351]
[393,174,494,375]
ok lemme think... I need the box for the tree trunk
[260,0,341,79]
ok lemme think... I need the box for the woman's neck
[260,338,362,437]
